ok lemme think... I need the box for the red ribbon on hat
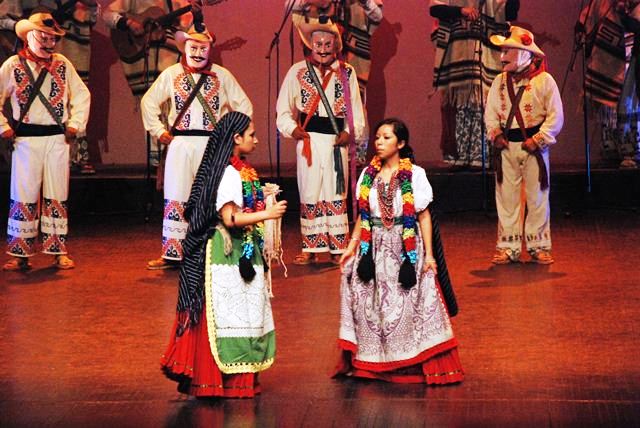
[520,34,532,46]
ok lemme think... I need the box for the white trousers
[495,142,551,255]
[296,132,349,254]
[161,135,208,260]
[7,135,70,257]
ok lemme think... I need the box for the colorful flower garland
[358,156,417,265]
[230,156,265,262]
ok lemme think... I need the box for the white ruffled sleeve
[355,168,367,200]
[216,166,243,212]
[412,166,433,212]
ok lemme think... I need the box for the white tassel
[262,183,287,297]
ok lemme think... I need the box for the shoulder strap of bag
[504,74,526,134]
[19,57,65,131]
[184,72,218,129]
[505,73,527,139]
[170,72,209,132]
[15,68,48,128]
[305,60,341,134]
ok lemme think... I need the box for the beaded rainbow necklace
[230,156,265,261]
[358,156,417,265]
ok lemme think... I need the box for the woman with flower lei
[161,112,287,398]
[335,118,464,385]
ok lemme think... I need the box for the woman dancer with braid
[335,118,463,384]
[161,112,287,398]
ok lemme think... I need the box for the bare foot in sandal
[293,252,317,265]
[54,255,75,270]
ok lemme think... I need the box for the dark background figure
[430,0,519,169]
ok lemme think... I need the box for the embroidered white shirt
[485,71,564,149]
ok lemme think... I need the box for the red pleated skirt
[334,338,464,384]
[161,311,260,398]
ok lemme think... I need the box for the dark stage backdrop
[94,0,590,169]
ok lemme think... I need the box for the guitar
[110,0,226,64]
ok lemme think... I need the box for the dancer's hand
[461,7,480,21]
[522,137,538,153]
[423,257,438,275]
[158,131,174,145]
[493,133,508,150]
[339,238,358,271]
[266,200,287,220]
[0,128,15,153]
[335,130,350,147]
[65,127,78,144]
[127,18,145,36]
[291,126,309,141]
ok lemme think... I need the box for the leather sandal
[54,255,75,270]
[3,257,32,271]
[292,252,317,265]
[491,248,519,265]
[147,257,180,270]
[530,250,554,265]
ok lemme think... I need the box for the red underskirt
[334,338,464,385]
[161,311,260,398]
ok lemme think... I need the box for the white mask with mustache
[500,48,533,73]
[27,30,56,60]
[185,39,210,69]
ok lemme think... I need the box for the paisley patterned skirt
[337,224,464,384]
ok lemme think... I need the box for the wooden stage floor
[1,209,639,427]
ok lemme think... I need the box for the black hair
[374,118,414,162]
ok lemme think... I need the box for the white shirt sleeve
[276,64,302,138]
[141,69,173,138]
[355,168,367,200]
[0,58,14,134]
[534,73,564,149]
[216,166,244,212]
[346,63,366,141]
[412,166,433,212]
[64,56,91,133]
[484,73,504,142]
[218,67,253,118]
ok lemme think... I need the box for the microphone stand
[561,0,598,194]
[476,0,489,211]
[266,0,297,180]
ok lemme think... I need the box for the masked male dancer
[276,17,365,265]
[485,26,564,265]
[141,24,252,269]
[288,0,382,164]
[0,12,90,271]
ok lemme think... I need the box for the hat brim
[15,19,65,41]
[490,34,545,57]
[297,20,343,53]
[175,30,215,53]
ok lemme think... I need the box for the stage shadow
[211,37,248,66]
[137,272,179,285]
[367,19,402,149]
[3,268,68,285]
[467,263,567,288]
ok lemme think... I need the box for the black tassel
[239,256,256,282]
[398,258,417,289]
[357,250,375,283]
